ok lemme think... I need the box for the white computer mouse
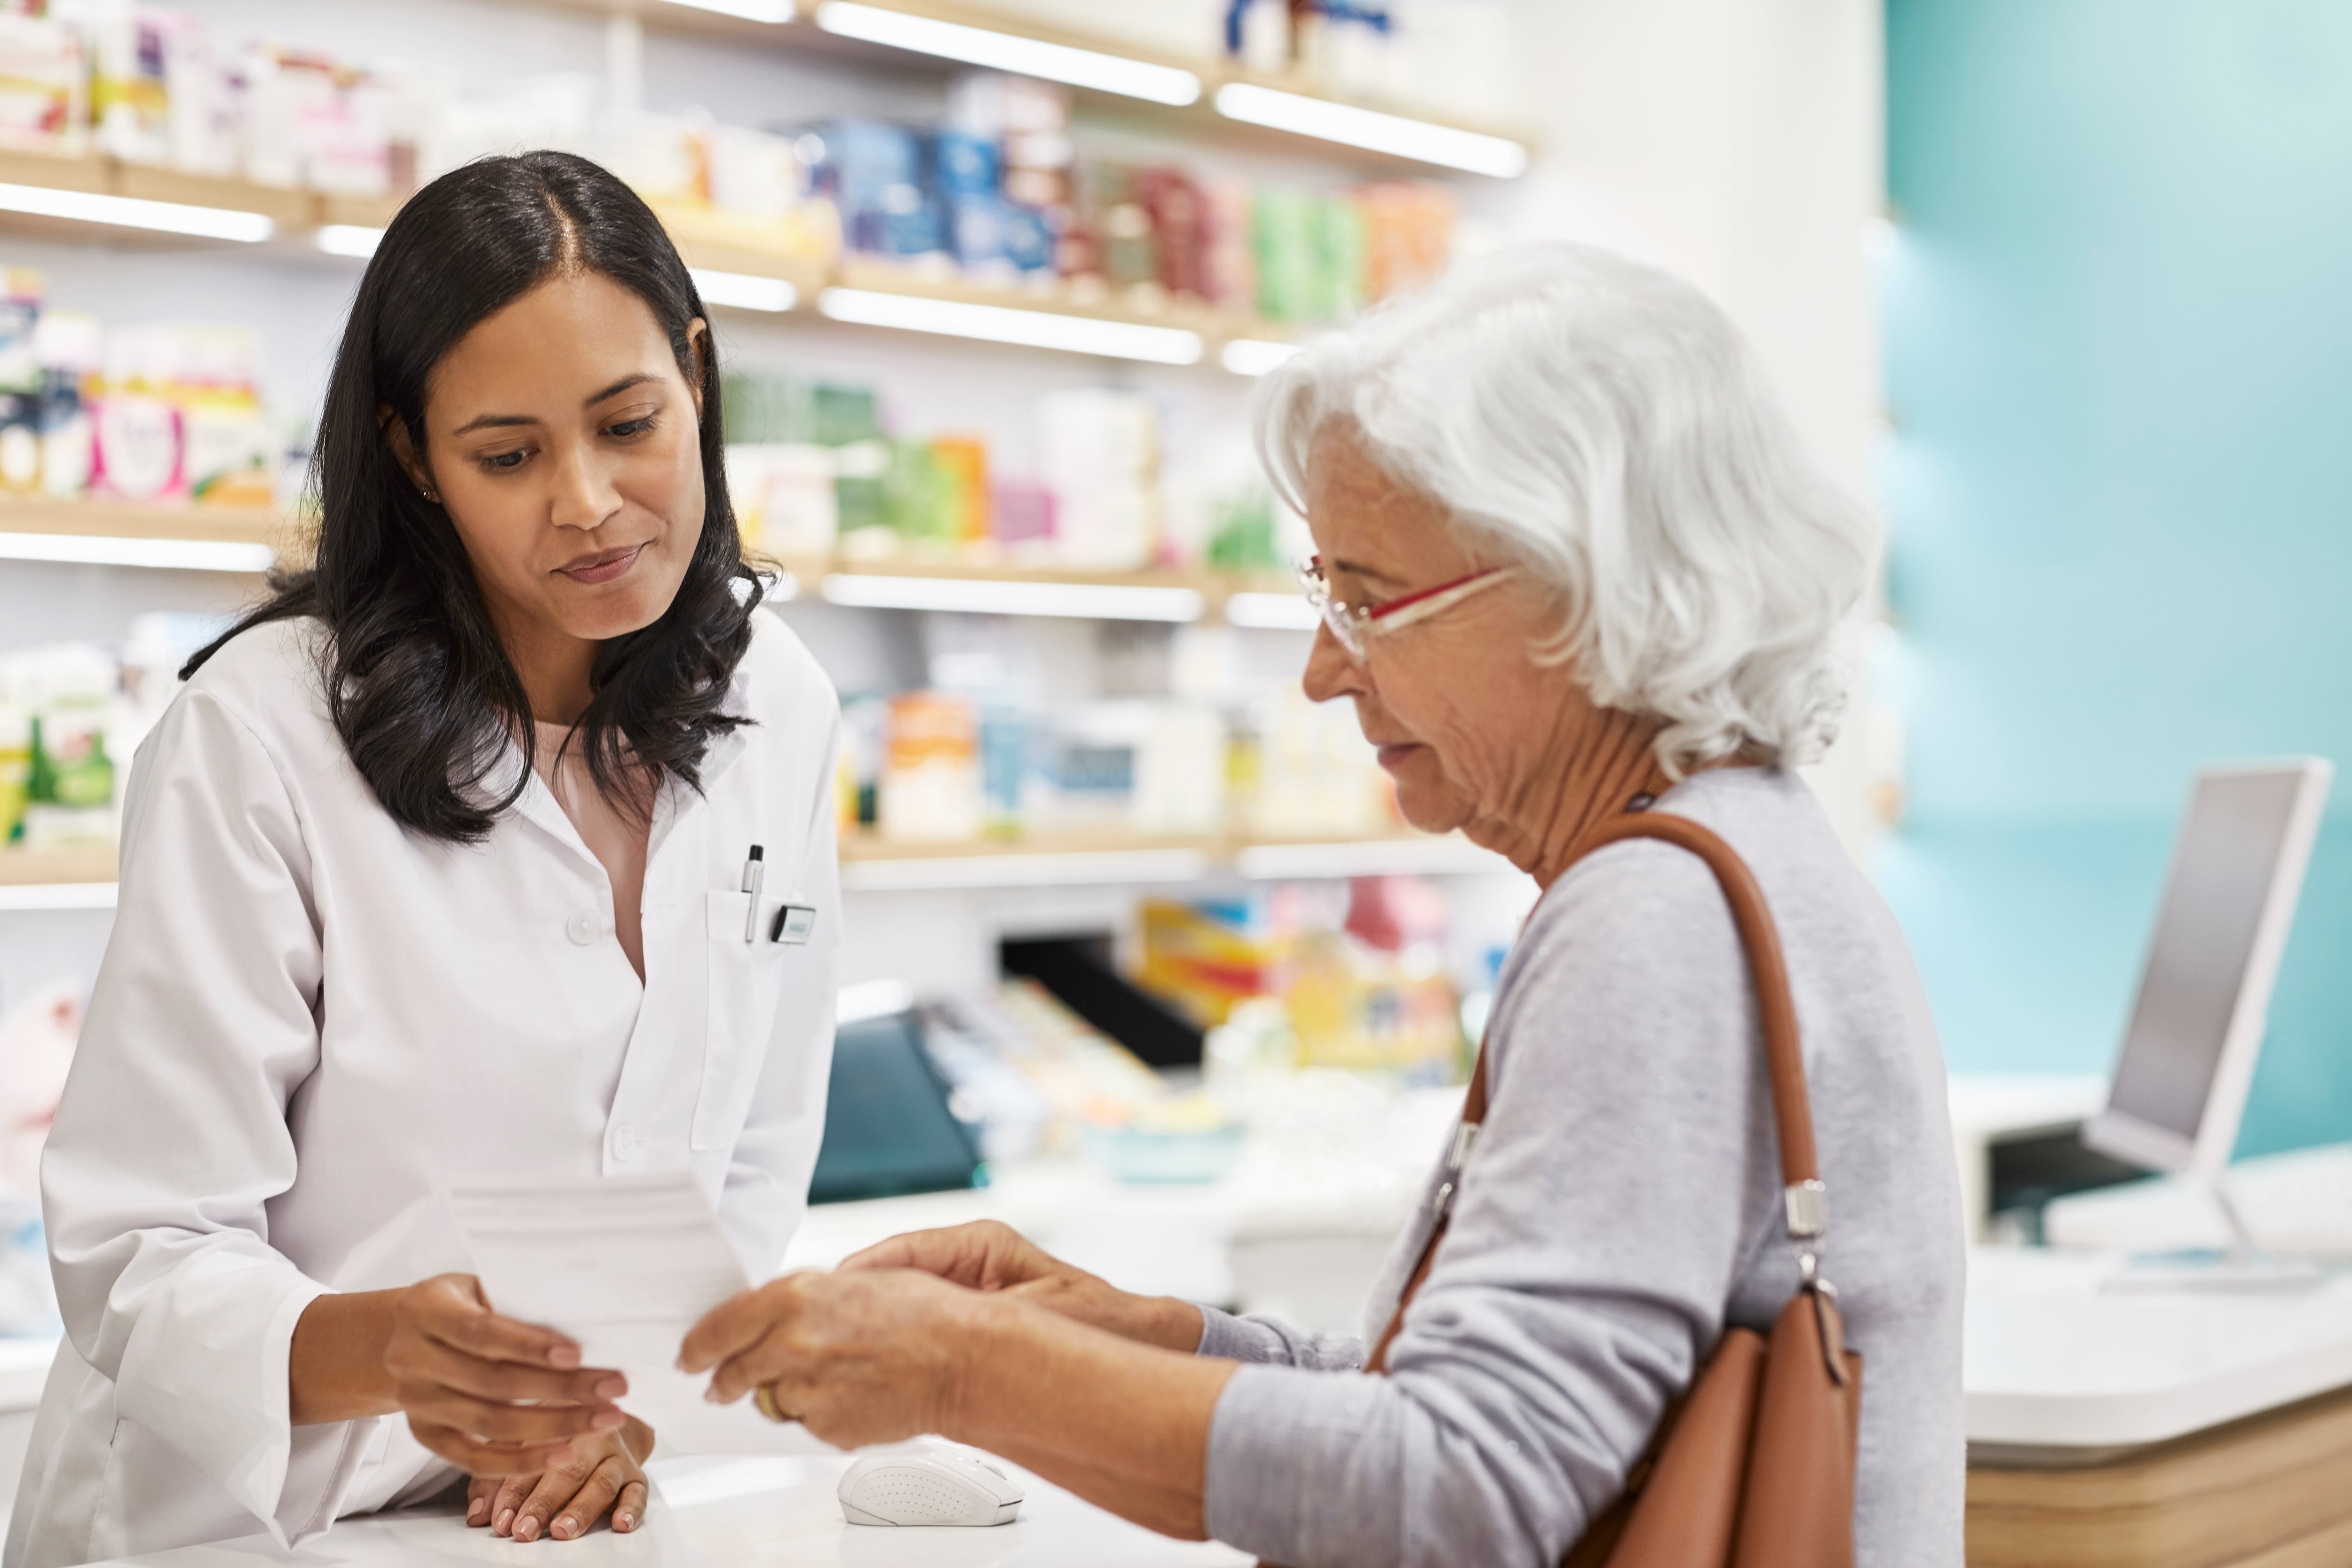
[837,1445,1024,1527]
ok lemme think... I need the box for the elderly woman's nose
[1302,625,1361,701]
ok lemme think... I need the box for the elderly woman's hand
[678,1269,986,1449]
[838,1220,1203,1352]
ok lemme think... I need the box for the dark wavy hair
[186,151,760,842]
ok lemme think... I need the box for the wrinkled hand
[381,1274,628,1477]
[842,1221,1200,1350]
[678,1269,985,1450]
[466,1416,653,1542]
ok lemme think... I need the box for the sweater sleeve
[40,690,381,1550]
[1201,839,1780,1568]
[1195,1305,1365,1370]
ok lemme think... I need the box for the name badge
[771,904,818,945]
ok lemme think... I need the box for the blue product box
[999,202,1057,274]
[934,130,1001,198]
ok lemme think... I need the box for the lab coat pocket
[697,889,795,1150]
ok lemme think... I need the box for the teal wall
[1882,0,2352,1154]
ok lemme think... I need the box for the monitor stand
[2101,1174,2325,1294]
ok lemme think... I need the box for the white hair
[1255,242,1878,775]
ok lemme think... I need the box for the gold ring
[752,1384,794,1424]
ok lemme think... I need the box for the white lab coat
[6,610,842,1568]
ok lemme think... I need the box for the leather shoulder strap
[1367,805,1826,1374]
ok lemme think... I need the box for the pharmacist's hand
[840,1221,1201,1351]
[466,1417,652,1542]
[381,1274,630,1477]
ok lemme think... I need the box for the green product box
[1310,194,1367,324]
[1252,187,1318,325]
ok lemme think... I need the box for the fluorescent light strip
[823,573,1203,621]
[1212,83,1529,179]
[669,0,794,19]
[818,287,1202,364]
[1223,590,1319,630]
[0,881,118,913]
[843,847,1210,892]
[814,2,1200,106]
[0,532,273,572]
[1220,338,1301,377]
[691,268,798,312]
[0,181,273,241]
[316,224,383,258]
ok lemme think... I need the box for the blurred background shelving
[0,0,1888,1358]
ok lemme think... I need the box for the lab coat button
[609,1123,641,1162]
[567,910,602,945]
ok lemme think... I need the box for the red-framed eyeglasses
[1293,556,1518,661]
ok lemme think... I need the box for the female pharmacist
[6,153,842,1567]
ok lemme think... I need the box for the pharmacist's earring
[418,486,439,504]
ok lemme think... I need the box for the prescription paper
[447,1170,750,1423]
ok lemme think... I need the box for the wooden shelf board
[822,553,1212,591]
[0,497,286,547]
[0,844,116,887]
[0,506,1279,605]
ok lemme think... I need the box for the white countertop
[1965,1245,2352,1457]
[82,1453,1250,1568]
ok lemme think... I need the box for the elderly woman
[680,244,1964,1567]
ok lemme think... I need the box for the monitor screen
[2106,770,2309,1142]
[808,1011,982,1205]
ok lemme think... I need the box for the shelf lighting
[669,0,795,20]
[813,2,1200,106]
[822,573,1204,622]
[1223,590,1319,631]
[691,268,797,312]
[1211,83,1529,179]
[1220,338,1301,377]
[316,224,383,258]
[0,181,274,242]
[0,882,118,912]
[817,287,1203,364]
[0,532,273,573]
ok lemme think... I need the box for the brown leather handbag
[1366,807,1863,1568]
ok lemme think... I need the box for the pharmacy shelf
[0,831,1512,908]
[0,497,290,573]
[0,148,1302,371]
[530,0,1534,179]
[839,828,1511,891]
[0,500,1303,617]
[0,844,117,906]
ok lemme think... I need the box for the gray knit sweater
[1197,767,1965,1568]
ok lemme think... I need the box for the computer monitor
[2083,759,2333,1182]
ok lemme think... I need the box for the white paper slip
[447,1170,750,1415]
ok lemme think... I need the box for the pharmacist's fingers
[406,1274,585,1369]
[405,1418,572,1480]
[488,1472,538,1537]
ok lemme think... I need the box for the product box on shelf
[0,9,86,156]
[879,690,982,843]
[0,644,118,852]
